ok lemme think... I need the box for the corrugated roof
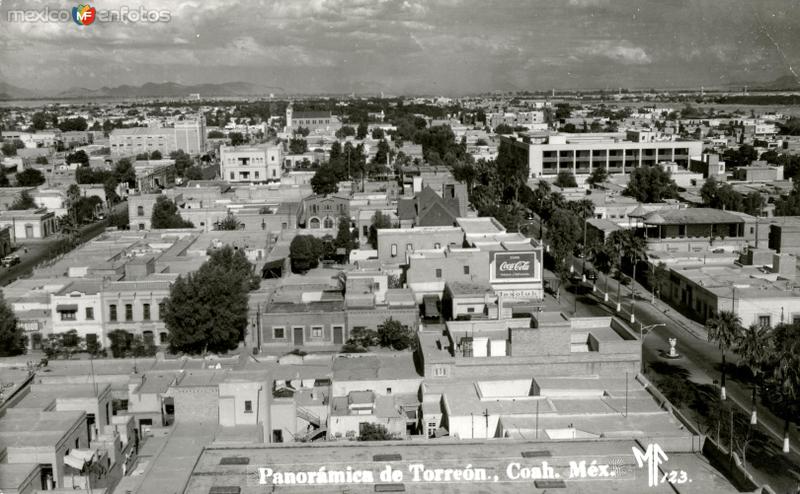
[642,208,744,225]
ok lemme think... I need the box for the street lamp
[639,323,665,374]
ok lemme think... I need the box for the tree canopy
[290,235,324,273]
[164,246,255,354]
[623,165,678,202]
[16,168,45,187]
[0,293,25,357]
[151,196,194,229]
[10,191,37,210]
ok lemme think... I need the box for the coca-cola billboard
[493,252,536,279]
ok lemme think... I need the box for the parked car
[584,269,598,282]
[1,254,20,267]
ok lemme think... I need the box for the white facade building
[220,144,282,183]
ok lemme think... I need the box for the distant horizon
[1,0,799,95]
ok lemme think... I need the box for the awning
[63,449,95,470]
[423,295,439,318]
[56,304,78,312]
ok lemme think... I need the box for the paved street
[561,258,800,491]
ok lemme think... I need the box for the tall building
[175,115,207,155]
[504,130,703,182]
[110,115,206,157]
[284,104,341,134]
[219,144,282,183]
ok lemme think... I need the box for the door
[293,327,304,346]
[333,326,343,345]
[25,224,34,238]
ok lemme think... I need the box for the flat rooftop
[183,438,733,493]
[332,354,421,382]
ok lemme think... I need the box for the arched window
[323,217,334,229]
[137,206,144,217]
[309,217,320,229]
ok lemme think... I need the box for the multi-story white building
[175,115,207,155]
[110,127,178,157]
[110,115,206,157]
[220,144,282,183]
[505,130,703,182]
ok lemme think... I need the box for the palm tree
[735,324,771,424]
[706,310,742,401]
[772,324,800,453]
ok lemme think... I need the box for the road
[0,219,108,287]
[528,214,800,490]
[560,258,800,491]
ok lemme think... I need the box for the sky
[0,0,799,95]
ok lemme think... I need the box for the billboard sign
[493,252,537,280]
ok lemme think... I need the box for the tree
[344,327,379,351]
[495,140,529,200]
[0,293,25,357]
[151,196,194,229]
[170,150,194,176]
[334,216,355,259]
[358,422,394,441]
[2,142,18,156]
[494,123,514,134]
[706,310,742,401]
[16,168,45,187]
[114,158,135,187]
[295,126,310,137]
[32,112,49,131]
[310,164,339,195]
[66,150,90,166]
[554,171,578,188]
[335,125,356,138]
[586,166,608,187]
[109,205,130,230]
[208,245,261,291]
[35,156,48,165]
[107,330,132,358]
[57,117,88,132]
[771,323,800,452]
[216,213,241,231]
[10,190,37,210]
[150,150,162,160]
[289,138,308,154]
[377,318,417,350]
[544,208,582,300]
[735,324,772,425]
[229,132,245,146]
[368,211,393,248]
[647,262,668,302]
[356,122,368,140]
[623,165,678,202]
[371,127,385,140]
[289,235,323,273]
[207,130,225,138]
[0,165,9,187]
[373,139,390,166]
[451,159,477,196]
[165,252,251,355]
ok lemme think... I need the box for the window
[138,223,145,231]
[406,243,413,252]
[435,269,442,278]
[758,315,771,328]
[390,244,397,257]
[60,310,76,321]
[255,171,260,179]
[244,400,253,413]
[125,304,133,321]
[158,302,165,319]
[109,304,117,321]
[230,172,235,180]
[434,366,447,377]
[273,327,285,339]
[143,303,151,321]
[85,307,94,320]
[467,307,475,313]
[434,243,441,249]
[463,265,470,275]
[311,326,323,338]
[137,206,144,217]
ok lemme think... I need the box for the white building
[220,144,282,183]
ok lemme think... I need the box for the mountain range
[0,76,798,100]
[0,81,285,100]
